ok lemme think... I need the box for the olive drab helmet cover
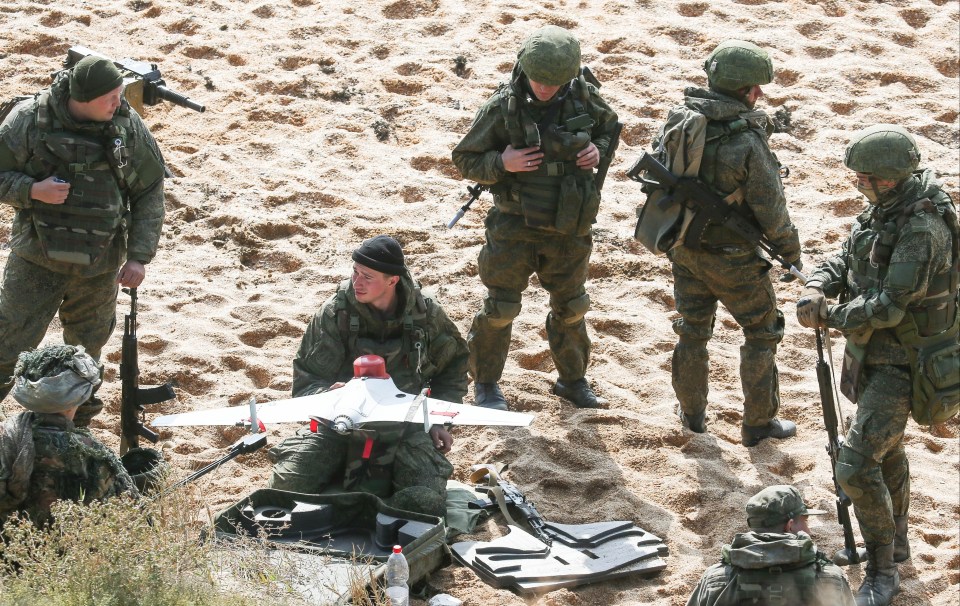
[844,124,921,181]
[704,40,773,93]
[518,25,581,86]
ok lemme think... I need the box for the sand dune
[1,0,957,604]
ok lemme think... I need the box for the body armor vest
[845,191,959,338]
[496,73,600,236]
[334,279,436,394]
[26,92,140,265]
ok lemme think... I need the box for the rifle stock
[120,288,176,455]
[627,152,803,279]
[816,328,865,566]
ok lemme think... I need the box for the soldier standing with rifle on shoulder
[451,25,620,411]
[797,125,959,606]
[633,40,801,445]
[0,54,169,426]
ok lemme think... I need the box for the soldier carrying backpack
[686,485,856,606]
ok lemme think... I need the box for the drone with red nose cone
[151,355,535,434]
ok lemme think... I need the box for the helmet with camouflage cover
[704,40,773,93]
[844,124,920,181]
[518,25,581,86]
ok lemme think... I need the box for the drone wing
[152,376,534,429]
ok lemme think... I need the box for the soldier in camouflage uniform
[0,56,166,427]
[268,236,468,517]
[797,125,959,606]
[0,344,139,526]
[451,26,619,410]
[686,485,856,606]
[658,40,801,445]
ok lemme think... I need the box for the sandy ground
[1,0,958,604]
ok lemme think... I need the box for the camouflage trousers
[267,424,453,518]
[835,364,911,546]
[668,246,784,426]
[0,254,117,423]
[468,210,592,383]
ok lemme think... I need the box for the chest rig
[334,279,435,393]
[496,72,600,236]
[25,93,141,265]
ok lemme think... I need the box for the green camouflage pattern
[805,170,955,365]
[806,169,955,546]
[844,125,921,181]
[272,271,466,517]
[703,40,773,93]
[518,26,581,86]
[665,88,799,425]
[0,254,118,404]
[267,426,452,518]
[451,63,617,383]
[686,531,856,606]
[0,74,166,275]
[466,209,593,382]
[292,272,468,403]
[1,412,138,526]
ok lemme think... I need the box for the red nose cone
[353,355,389,379]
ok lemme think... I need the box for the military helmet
[704,40,773,92]
[518,25,581,86]
[844,124,921,181]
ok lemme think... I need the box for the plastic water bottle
[385,544,410,606]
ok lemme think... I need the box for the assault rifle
[594,121,623,191]
[63,45,206,115]
[627,152,804,280]
[120,288,176,455]
[150,433,267,502]
[446,183,489,229]
[470,479,552,546]
[816,327,867,566]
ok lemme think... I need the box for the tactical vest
[731,554,832,606]
[24,92,153,265]
[845,188,960,422]
[696,112,773,248]
[333,279,438,394]
[494,72,600,236]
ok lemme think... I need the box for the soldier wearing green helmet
[650,39,801,445]
[451,26,619,410]
[798,124,959,606]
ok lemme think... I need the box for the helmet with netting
[844,124,921,181]
[704,40,773,92]
[518,26,581,86]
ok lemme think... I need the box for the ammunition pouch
[895,310,960,426]
[513,171,597,236]
[840,331,871,404]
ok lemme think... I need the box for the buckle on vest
[543,162,566,177]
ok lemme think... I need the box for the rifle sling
[468,463,521,528]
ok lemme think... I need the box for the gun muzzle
[153,84,205,113]
[446,209,466,229]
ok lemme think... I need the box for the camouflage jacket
[451,75,618,185]
[292,272,469,404]
[0,412,138,526]
[686,531,855,606]
[0,74,165,277]
[676,87,800,262]
[805,169,956,365]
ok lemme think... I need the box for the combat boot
[741,418,796,447]
[893,515,910,562]
[474,383,508,411]
[552,378,599,409]
[679,410,707,433]
[856,542,900,606]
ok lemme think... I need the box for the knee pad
[836,446,870,500]
[483,296,522,329]
[673,317,714,341]
[554,292,590,326]
[744,310,785,346]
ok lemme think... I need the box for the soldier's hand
[576,142,600,169]
[117,260,146,288]
[429,425,453,454]
[501,145,543,172]
[30,176,70,205]
[796,285,828,328]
